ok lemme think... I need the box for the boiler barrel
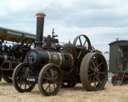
[27,49,74,68]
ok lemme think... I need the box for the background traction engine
[12,12,108,96]
[0,42,30,83]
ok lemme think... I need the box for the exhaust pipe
[36,12,45,47]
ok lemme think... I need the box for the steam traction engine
[0,41,32,82]
[12,13,108,96]
[0,27,35,83]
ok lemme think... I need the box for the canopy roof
[0,27,36,43]
[109,40,128,46]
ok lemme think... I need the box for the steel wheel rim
[15,64,35,91]
[88,54,107,89]
[40,66,62,96]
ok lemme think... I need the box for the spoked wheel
[38,63,62,96]
[73,34,92,50]
[12,63,36,92]
[80,52,108,91]
[62,82,76,88]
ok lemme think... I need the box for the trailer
[0,27,35,43]
[109,40,128,85]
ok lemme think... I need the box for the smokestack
[36,12,45,47]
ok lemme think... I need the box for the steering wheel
[73,34,92,50]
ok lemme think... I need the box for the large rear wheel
[80,52,108,91]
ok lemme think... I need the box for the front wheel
[12,63,36,92]
[38,63,62,96]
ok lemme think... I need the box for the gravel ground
[0,81,128,102]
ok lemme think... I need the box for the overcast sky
[0,0,128,55]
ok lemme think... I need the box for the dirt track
[0,81,128,102]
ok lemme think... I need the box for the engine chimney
[36,12,45,47]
